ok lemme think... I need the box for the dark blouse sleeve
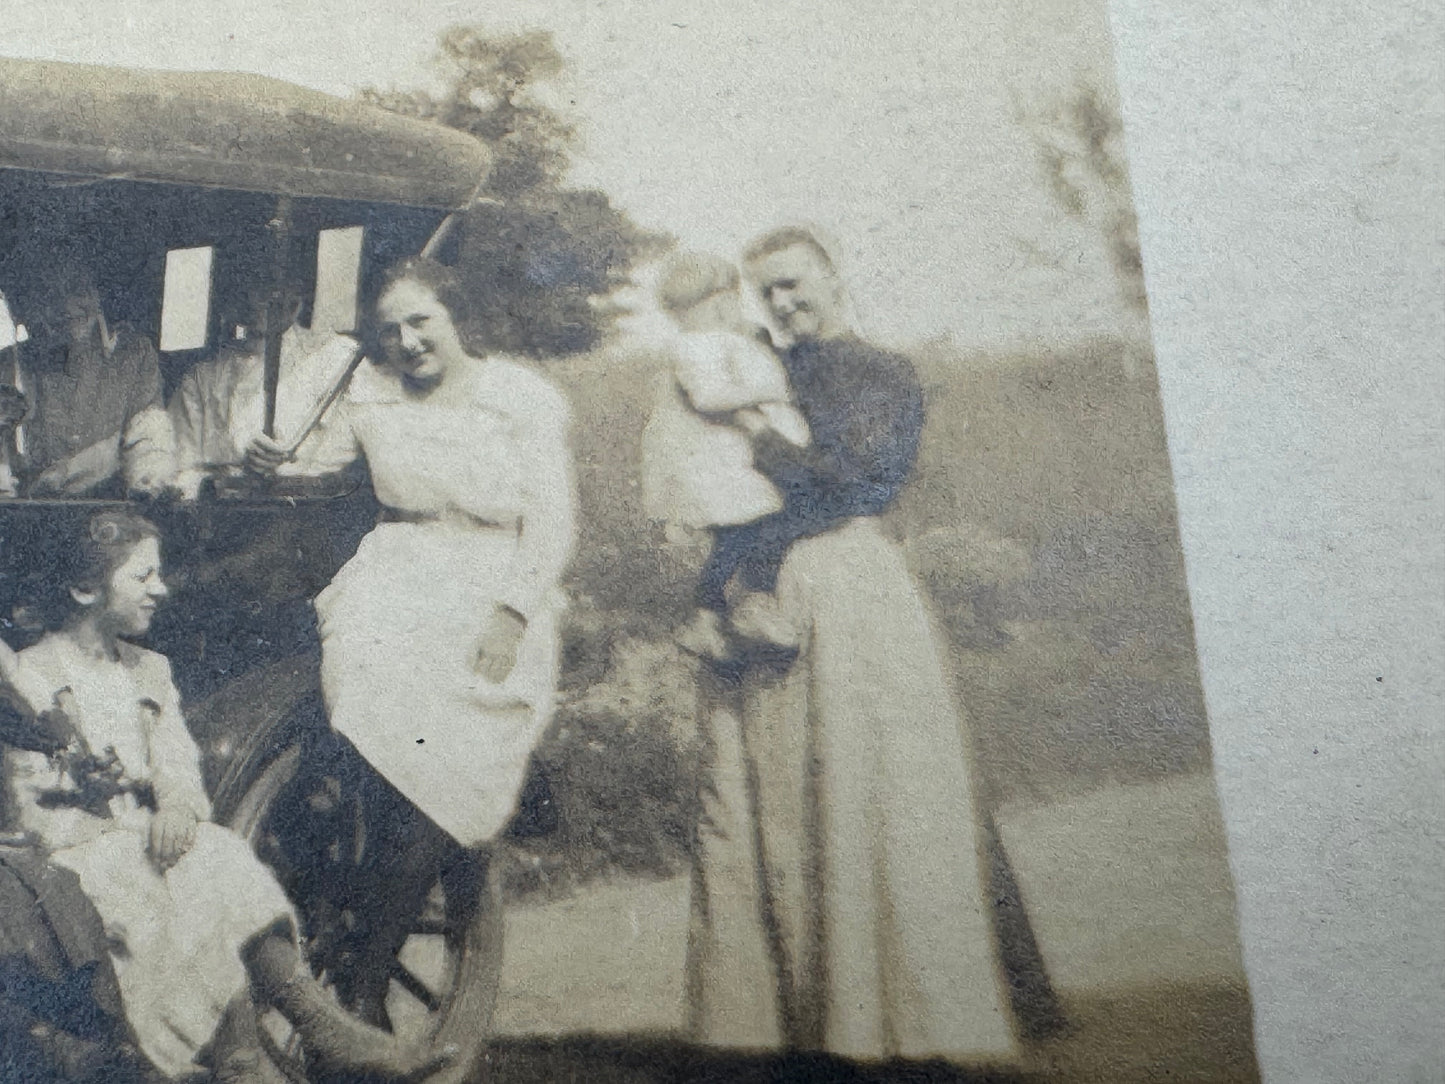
[751,342,925,521]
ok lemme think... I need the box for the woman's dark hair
[375,257,472,326]
[71,512,161,597]
[365,256,484,358]
[12,511,161,631]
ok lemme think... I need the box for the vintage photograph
[2,2,1258,1081]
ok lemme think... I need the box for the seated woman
[241,260,576,1046]
[0,512,446,1083]
[246,256,577,852]
[9,262,173,498]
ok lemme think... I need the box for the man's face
[60,288,104,344]
[746,244,845,342]
[241,287,303,341]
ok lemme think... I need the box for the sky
[0,0,1145,351]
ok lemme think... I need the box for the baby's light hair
[655,252,741,316]
[741,225,836,270]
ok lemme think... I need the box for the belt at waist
[377,507,521,533]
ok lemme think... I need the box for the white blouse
[310,355,576,619]
[3,633,210,852]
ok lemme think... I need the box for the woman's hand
[244,434,294,476]
[474,606,527,685]
[732,407,771,436]
[148,805,198,874]
[726,589,803,652]
[127,471,172,499]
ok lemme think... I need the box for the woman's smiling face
[375,278,468,388]
[102,536,168,637]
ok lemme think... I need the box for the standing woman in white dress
[246,256,577,855]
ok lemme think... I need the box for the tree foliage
[360,26,669,358]
[1021,84,1147,314]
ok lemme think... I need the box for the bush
[506,611,702,901]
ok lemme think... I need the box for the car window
[314,226,364,335]
[159,245,214,352]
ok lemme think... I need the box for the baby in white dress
[640,253,809,655]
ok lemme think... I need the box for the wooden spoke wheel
[221,727,503,1084]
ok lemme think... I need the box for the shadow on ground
[480,1037,1025,1084]
[477,973,1258,1083]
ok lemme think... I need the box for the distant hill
[898,335,1211,805]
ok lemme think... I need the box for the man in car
[168,278,359,499]
[10,261,173,498]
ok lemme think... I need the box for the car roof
[0,57,488,209]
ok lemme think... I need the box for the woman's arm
[143,665,212,824]
[750,345,924,521]
[498,385,578,622]
[472,382,576,684]
[751,402,811,447]
[0,645,79,754]
[0,639,50,718]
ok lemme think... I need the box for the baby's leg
[695,523,766,612]
[734,512,808,596]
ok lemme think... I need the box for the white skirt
[52,816,294,1079]
[315,519,561,846]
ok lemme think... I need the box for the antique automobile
[0,56,508,1083]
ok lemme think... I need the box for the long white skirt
[52,817,293,1079]
[689,518,1016,1062]
[315,520,561,846]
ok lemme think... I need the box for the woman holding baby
[652,229,1017,1066]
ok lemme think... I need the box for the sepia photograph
[0,2,1284,1081]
